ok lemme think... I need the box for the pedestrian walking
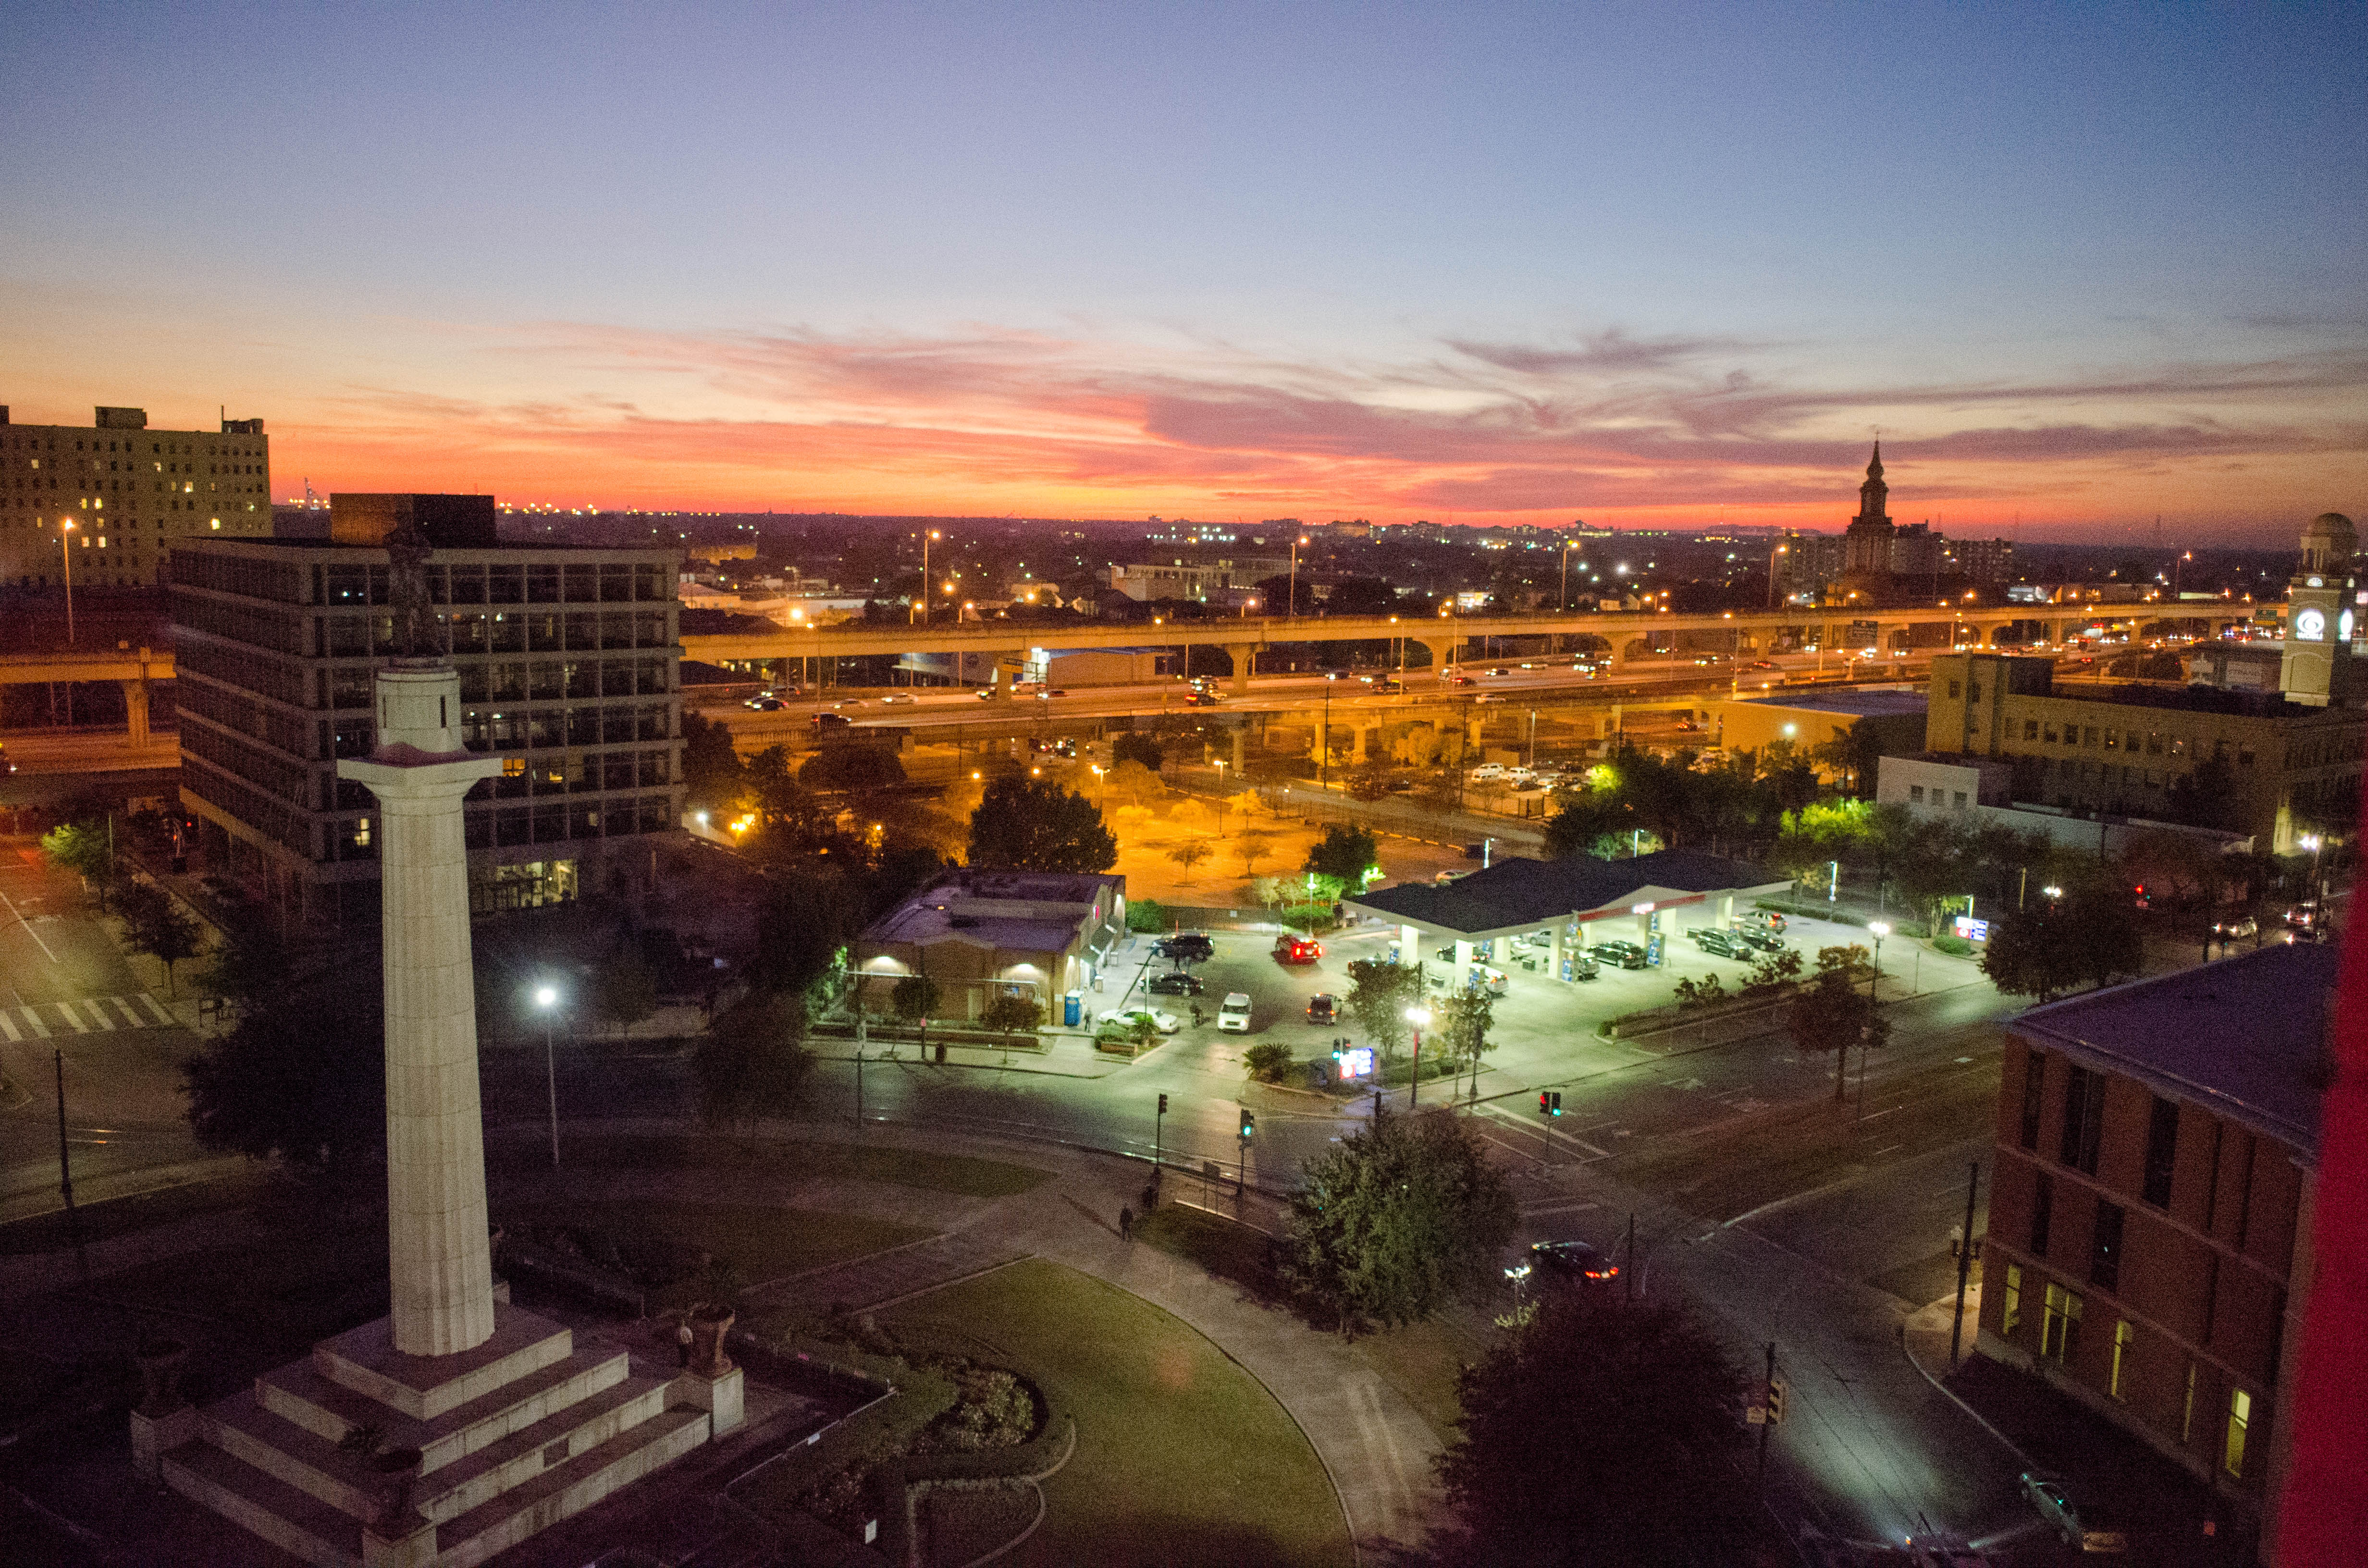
[1119,1205,1134,1242]
[675,1319,693,1369]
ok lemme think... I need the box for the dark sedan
[1153,933,1216,962]
[1589,939,1649,970]
[1147,971,1204,996]
[1529,1240,1620,1284]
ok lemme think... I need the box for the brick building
[2,404,271,588]
[1981,942,2337,1555]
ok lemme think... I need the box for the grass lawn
[489,1133,1048,1199]
[886,1258,1353,1568]
[0,1169,275,1256]
[496,1201,931,1308]
[83,1222,391,1343]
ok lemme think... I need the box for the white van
[1218,992,1253,1033]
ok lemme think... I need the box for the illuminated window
[355,817,371,847]
[2002,1264,2022,1335]
[2041,1282,2082,1363]
[2110,1320,2134,1400]
[2225,1388,2251,1477]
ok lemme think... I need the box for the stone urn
[370,1446,426,1533]
[686,1304,736,1378]
[134,1337,191,1419]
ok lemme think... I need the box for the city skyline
[4,2,2362,541]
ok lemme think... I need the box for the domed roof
[2306,511,2355,536]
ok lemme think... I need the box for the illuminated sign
[1953,916,1991,943]
[1334,1046,1374,1080]
[2294,608,2326,642]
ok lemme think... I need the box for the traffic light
[1766,1376,1788,1425]
[1239,1110,1256,1140]
[1539,1092,1552,1116]
[1158,1092,1169,1115]
[1549,1091,1563,1116]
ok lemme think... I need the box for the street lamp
[533,984,562,1168]
[1288,535,1308,619]
[915,529,942,625]
[1866,922,1889,1001]
[59,519,76,644]
[1406,1005,1432,1109]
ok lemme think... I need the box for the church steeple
[1855,441,1889,526]
[1866,441,1883,480]
[1843,441,1896,579]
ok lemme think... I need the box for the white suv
[1217,992,1253,1033]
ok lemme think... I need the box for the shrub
[1243,1042,1295,1082]
[1932,934,1974,957]
[1125,898,1168,933]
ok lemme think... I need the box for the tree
[1166,841,1212,882]
[40,818,122,907]
[1981,883,2142,1001]
[749,871,860,1002]
[1282,1107,1517,1334]
[800,745,906,793]
[1434,989,1495,1086]
[184,967,384,1191]
[1543,781,1631,860]
[1787,949,1887,1100]
[207,922,287,1014]
[891,975,941,1048]
[1244,1041,1295,1083]
[1111,732,1164,771]
[1325,576,1399,616]
[978,992,1042,1044]
[1435,1290,1755,1567]
[679,710,743,812]
[2165,756,2240,832]
[117,880,204,998]
[1236,833,1271,878]
[693,992,813,1135]
[966,775,1119,873]
[593,949,659,1039]
[1344,957,1422,1063]
[1304,823,1379,887]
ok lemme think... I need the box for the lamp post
[59,520,76,644]
[915,529,941,624]
[533,984,561,1168]
[1288,535,1308,620]
[1866,922,1888,1002]
[1406,1005,1431,1109]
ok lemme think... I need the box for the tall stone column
[340,663,506,1358]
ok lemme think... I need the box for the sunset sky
[4,2,2362,542]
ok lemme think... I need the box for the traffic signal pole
[1757,1341,1776,1487]
[1950,1160,1980,1369]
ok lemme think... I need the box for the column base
[130,1406,200,1482]
[362,1517,438,1567]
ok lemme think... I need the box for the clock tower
[2278,511,2358,707]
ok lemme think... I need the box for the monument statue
[385,517,436,659]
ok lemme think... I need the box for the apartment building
[1,404,271,588]
[1982,942,2335,1556]
[171,495,684,919]
[1107,556,1288,603]
[1924,652,2363,852]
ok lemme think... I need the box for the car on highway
[1217,992,1253,1032]
[1370,677,1402,693]
[1529,1240,1619,1284]
[1183,691,1220,706]
[1306,992,1338,1024]
[1097,1005,1180,1035]
[880,693,916,704]
[1590,939,1649,969]
[1273,935,1323,965]
[1444,674,1476,686]
[1050,739,1077,758]
[2018,1471,2126,1554]
[1146,971,1204,996]
[1476,692,1508,703]
[743,696,785,710]
[974,687,1001,699]
[1486,665,1510,676]
[1153,933,1216,963]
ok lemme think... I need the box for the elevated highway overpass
[682,600,2239,695]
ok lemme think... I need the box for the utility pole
[1155,1091,1167,1174]
[1950,1160,1980,1369]
[1756,1341,1776,1486]
[853,963,867,1127]
[55,1049,74,1210]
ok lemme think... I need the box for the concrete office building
[1982,942,2337,1557]
[1107,556,1289,603]
[1,404,271,588]
[1923,651,2363,853]
[171,495,684,919]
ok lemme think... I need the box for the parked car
[1273,935,1323,965]
[1154,933,1216,962]
[2283,902,2319,932]
[1469,763,1508,780]
[2212,915,2258,940]
[1306,993,1338,1024]
[2019,1471,2127,1555]
[1096,1005,1180,1035]
[1729,925,1788,954]
[1147,971,1204,996]
[1566,956,1601,981]
[1690,927,1749,958]
[1217,992,1253,1033]
[1590,939,1649,969]
[1529,1239,1619,1284]
[1050,738,1077,757]
[1737,909,1788,934]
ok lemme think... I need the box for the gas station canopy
[1345,850,1794,943]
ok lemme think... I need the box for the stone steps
[433,1406,711,1568]
[257,1346,631,1476]
[162,1438,360,1568]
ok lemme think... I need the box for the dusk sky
[4,2,2362,541]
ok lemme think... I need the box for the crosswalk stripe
[76,1000,116,1032]
[17,1007,48,1040]
[109,996,144,1027]
[0,1011,17,1042]
[139,994,174,1025]
[50,1002,87,1033]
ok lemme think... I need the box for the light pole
[534,984,562,1168]
[915,529,941,624]
[1406,1005,1431,1109]
[1288,535,1307,619]
[59,520,76,644]
[1866,921,1888,1001]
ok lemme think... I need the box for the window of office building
[1911,785,1925,803]
[2032,1172,2054,1257]
[2020,1052,2047,1149]
[2110,1320,2134,1400]
[2143,1095,2179,1207]
[2003,1264,2022,1335]
[2091,1202,2124,1292]
[2225,1388,2251,1477]
[2042,1282,2082,1363]
[2061,1065,2104,1174]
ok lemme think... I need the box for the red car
[1273,936,1322,965]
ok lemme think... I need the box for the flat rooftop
[1348,849,1788,937]
[1735,688,1930,720]
[2014,941,2338,1155]
[863,869,1123,952]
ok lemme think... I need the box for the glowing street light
[533,984,562,1168]
[58,519,76,643]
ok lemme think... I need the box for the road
[0,838,218,1225]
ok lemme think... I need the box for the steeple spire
[1867,440,1883,478]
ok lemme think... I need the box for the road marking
[139,994,174,1024]
[50,1002,89,1033]
[73,999,115,1032]
[0,1012,15,1042]
[15,1007,49,1039]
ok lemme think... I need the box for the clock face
[2295,608,2326,641]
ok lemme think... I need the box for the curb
[1899,1327,2029,1466]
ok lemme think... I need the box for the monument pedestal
[131,1405,200,1482]
[671,1365,745,1438]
